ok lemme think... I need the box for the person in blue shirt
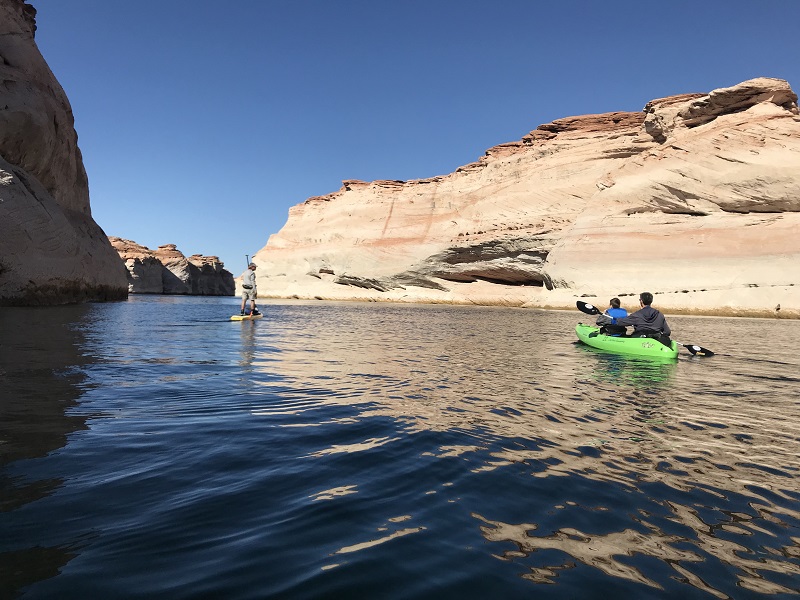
[596,297,628,335]
[605,297,628,323]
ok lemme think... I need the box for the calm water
[1,296,799,599]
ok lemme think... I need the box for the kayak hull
[575,324,678,359]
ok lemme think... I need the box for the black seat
[599,324,627,336]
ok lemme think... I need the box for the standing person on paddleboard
[614,292,671,345]
[240,263,260,316]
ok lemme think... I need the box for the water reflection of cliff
[253,306,797,493]
[0,305,93,590]
[253,303,800,596]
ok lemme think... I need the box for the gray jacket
[615,306,671,336]
[242,269,257,291]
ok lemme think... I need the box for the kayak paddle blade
[683,343,714,357]
[576,301,601,315]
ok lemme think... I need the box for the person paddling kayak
[605,298,628,323]
[597,297,629,335]
[613,291,671,344]
[605,297,628,322]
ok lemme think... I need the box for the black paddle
[576,301,714,356]
[576,301,602,316]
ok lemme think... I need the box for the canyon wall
[252,78,800,317]
[109,237,235,296]
[0,0,128,306]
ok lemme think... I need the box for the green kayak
[575,323,678,359]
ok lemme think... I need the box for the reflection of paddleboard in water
[230,314,263,321]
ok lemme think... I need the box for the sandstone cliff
[252,78,800,318]
[109,237,235,296]
[0,0,128,305]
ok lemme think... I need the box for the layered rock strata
[253,78,800,317]
[109,237,235,296]
[0,0,128,305]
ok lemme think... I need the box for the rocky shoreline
[253,284,797,320]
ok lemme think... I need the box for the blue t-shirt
[606,307,628,324]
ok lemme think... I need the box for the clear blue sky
[33,0,800,274]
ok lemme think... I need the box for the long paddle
[576,301,714,356]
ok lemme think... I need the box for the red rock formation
[109,238,234,296]
[187,254,236,296]
[108,237,162,294]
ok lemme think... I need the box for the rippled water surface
[2,296,799,599]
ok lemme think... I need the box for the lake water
[1,295,799,599]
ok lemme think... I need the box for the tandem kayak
[575,323,679,359]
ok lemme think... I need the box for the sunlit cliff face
[0,0,127,305]
[253,78,800,317]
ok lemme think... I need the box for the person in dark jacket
[615,292,671,343]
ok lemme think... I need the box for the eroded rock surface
[253,78,800,316]
[0,0,127,305]
[109,237,234,296]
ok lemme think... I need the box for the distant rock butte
[109,237,234,296]
[252,77,800,317]
[0,0,128,306]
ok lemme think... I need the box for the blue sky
[33,0,800,274]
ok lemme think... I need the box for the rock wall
[252,78,800,318]
[0,0,128,305]
[109,237,235,296]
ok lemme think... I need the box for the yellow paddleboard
[230,314,263,321]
